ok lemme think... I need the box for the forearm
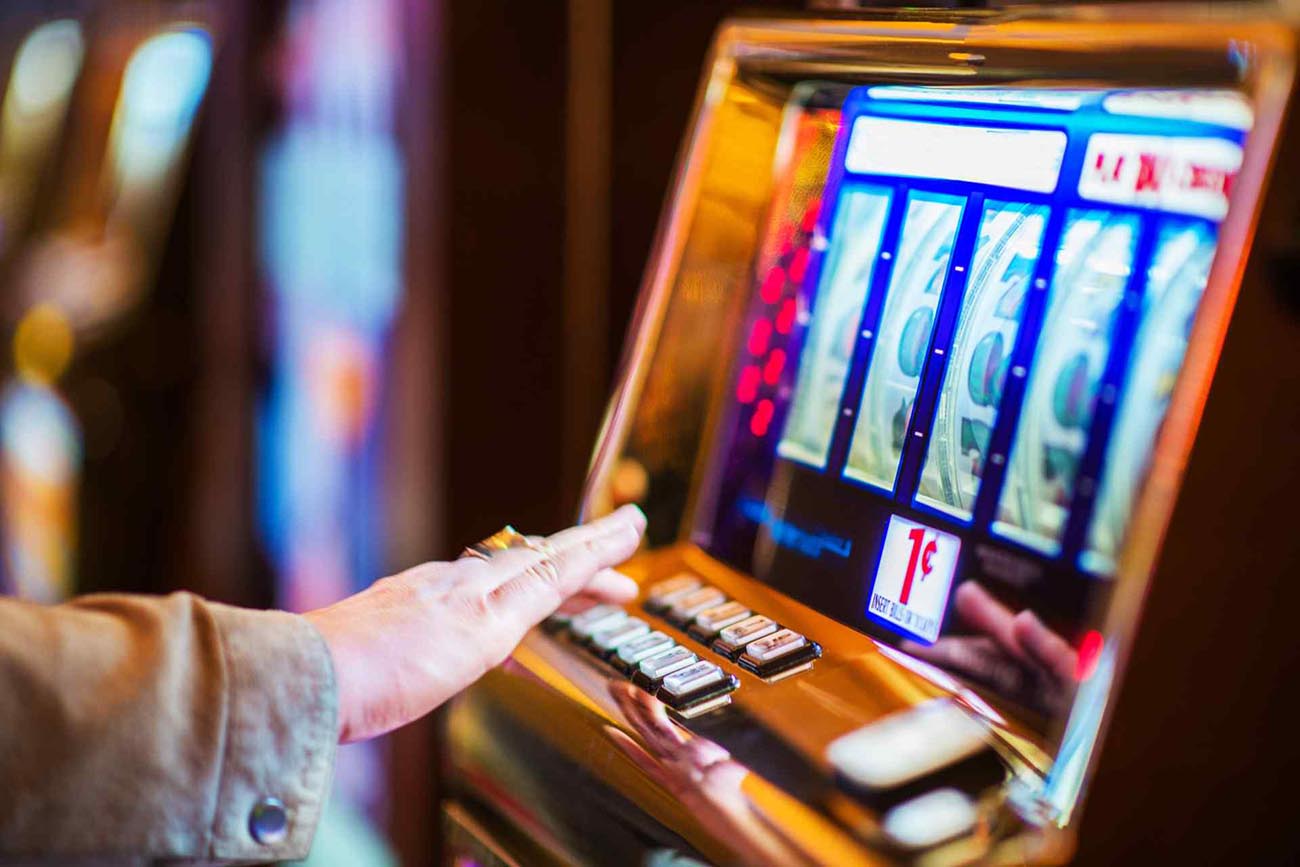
[0,592,337,863]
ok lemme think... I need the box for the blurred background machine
[1,1,1299,865]
[0,1,433,863]
[444,5,1300,866]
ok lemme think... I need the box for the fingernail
[618,503,647,528]
[609,570,638,595]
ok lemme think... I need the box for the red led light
[775,298,797,335]
[760,267,785,304]
[801,203,820,234]
[1075,630,1105,682]
[788,246,811,284]
[763,349,786,385]
[736,365,761,404]
[750,398,775,437]
[748,319,772,356]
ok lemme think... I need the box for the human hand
[901,581,1079,717]
[305,505,646,743]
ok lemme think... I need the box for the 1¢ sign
[869,515,961,644]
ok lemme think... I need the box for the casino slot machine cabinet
[444,5,1299,864]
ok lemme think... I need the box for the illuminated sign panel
[844,116,1068,194]
[1078,133,1242,220]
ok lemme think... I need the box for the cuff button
[249,797,288,845]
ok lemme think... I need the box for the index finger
[488,505,646,630]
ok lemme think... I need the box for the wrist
[302,609,354,743]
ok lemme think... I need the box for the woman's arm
[0,505,645,863]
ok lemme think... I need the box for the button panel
[545,573,824,719]
[641,577,823,676]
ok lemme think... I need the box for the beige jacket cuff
[206,602,338,862]
[0,592,338,864]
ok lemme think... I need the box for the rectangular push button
[569,605,628,641]
[657,660,739,714]
[712,615,778,659]
[643,574,701,613]
[738,628,822,679]
[590,618,650,656]
[661,660,725,697]
[613,631,675,673]
[665,587,726,627]
[687,601,751,643]
[631,645,697,691]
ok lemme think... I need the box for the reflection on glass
[918,202,1049,519]
[844,192,963,490]
[777,185,891,468]
[994,211,1139,554]
[1081,221,1217,575]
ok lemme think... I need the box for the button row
[642,573,822,680]
[544,603,739,717]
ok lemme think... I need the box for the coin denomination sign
[868,515,961,643]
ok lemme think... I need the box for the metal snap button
[249,796,288,845]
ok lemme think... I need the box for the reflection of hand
[605,683,807,865]
[902,582,1078,717]
[306,505,645,743]
[608,683,734,789]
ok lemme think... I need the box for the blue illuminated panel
[916,201,1050,520]
[702,83,1251,658]
[778,186,891,469]
[993,210,1140,555]
[844,192,964,491]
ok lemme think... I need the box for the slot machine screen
[690,83,1255,723]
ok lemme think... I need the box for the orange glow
[13,304,74,384]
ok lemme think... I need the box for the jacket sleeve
[0,591,338,863]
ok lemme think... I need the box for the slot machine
[445,4,1299,864]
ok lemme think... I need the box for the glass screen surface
[698,84,1252,721]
